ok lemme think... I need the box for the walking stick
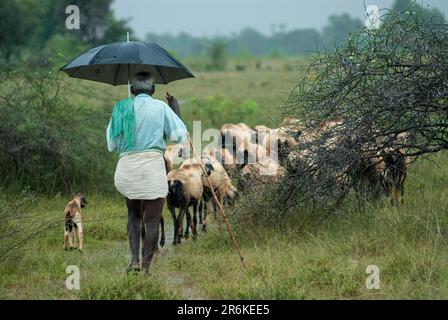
[187,135,246,268]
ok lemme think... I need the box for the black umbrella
[60,40,194,86]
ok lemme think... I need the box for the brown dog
[64,194,87,251]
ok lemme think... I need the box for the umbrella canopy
[60,41,194,85]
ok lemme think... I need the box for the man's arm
[164,102,187,144]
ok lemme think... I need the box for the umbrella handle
[127,32,130,98]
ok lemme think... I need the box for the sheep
[290,117,411,204]
[220,123,257,157]
[237,122,254,133]
[259,128,299,167]
[197,156,238,231]
[254,125,271,133]
[282,116,301,128]
[219,147,238,179]
[164,143,187,173]
[382,148,410,204]
[202,145,237,178]
[238,159,286,192]
[253,125,270,145]
[181,156,238,231]
[235,142,269,171]
[166,162,213,245]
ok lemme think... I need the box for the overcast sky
[113,0,448,39]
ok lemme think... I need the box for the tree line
[145,0,445,57]
[1,0,445,70]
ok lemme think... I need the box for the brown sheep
[197,156,238,231]
[202,145,238,179]
[260,128,299,167]
[220,123,257,157]
[238,159,286,192]
[166,162,214,244]
[164,143,187,173]
[181,156,237,231]
[253,125,271,145]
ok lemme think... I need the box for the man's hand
[166,92,181,118]
[166,92,177,105]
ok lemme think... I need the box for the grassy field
[1,57,448,299]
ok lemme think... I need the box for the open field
[1,57,448,299]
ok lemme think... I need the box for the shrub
[207,41,228,71]
[0,69,115,194]
[277,9,448,211]
[0,191,58,265]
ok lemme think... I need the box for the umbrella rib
[155,65,167,84]
[134,42,143,64]
[114,64,122,86]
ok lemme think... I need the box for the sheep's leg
[184,207,191,240]
[202,200,211,233]
[177,207,185,244]
[168,206,178,246]
[198,198,203,225]
[389,184,397,205]
[192,202,198,241]
[126,198,142,270]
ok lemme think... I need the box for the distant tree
[274,29,322,54]
[146,32,208,56]
[0,0,42,62]
[231,28,268,55]
[63,0,132,44]
[141,2,445,58]
[208,41,228,70]
[322,13,363,49]
[393,0,411,12]
[0,0,133,65]
[392,0,445,22]
[102,12,134,43]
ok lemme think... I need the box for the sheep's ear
[205,163,214,176]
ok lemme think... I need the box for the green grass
[1,152,447,299]
[159,154,448,299]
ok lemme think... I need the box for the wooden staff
[188,135,246,268]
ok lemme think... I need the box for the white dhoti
[114,151,168,200]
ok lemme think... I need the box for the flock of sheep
[161,118,302,245]
[162,117,410,245]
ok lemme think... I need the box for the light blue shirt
[106,94,187,155]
